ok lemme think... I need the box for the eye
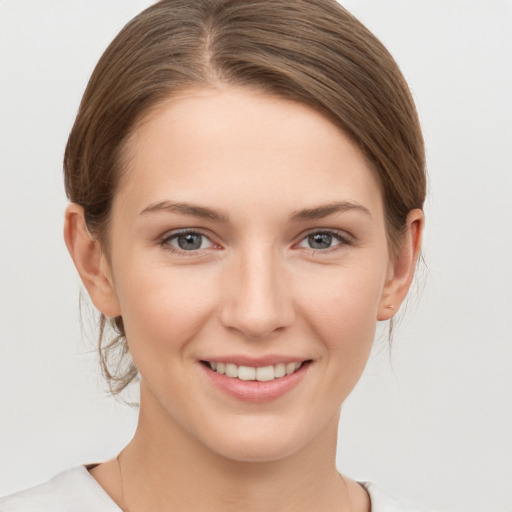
[162,230,214,252]
[297,230,349,251]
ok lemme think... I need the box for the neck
[117,385,361,512]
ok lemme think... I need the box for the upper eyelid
[293,229,355,255]
[160,229,218,251]
[161,228,213,241]
[295,228,353,242]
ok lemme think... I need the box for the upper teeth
[209,361,303,381]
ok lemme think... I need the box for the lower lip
[200,362,310,403]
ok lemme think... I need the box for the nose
[219,245,295,340]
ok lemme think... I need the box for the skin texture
[64,87,423,512]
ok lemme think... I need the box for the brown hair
[64,0,426,394]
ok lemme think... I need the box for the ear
[63,203,121,318]
[377,209,424,321]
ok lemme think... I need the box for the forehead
[116,86,383,219]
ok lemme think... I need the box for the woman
[1,1,430,510]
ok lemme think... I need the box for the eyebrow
[139,200,371,223]
[139,201,230,223]
[288,201,372,222]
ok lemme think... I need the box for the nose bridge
[220,241,294,339]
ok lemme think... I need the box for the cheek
[295,262,386,355]
[112,261,219,359]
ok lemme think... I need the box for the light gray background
[1,1,511,511]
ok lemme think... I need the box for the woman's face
[101,87,398,461]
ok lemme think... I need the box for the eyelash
[159,229,353,255]
[160,229,215,255]
[296,229,353,254]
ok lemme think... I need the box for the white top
[0,466,434,512]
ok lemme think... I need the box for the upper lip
[200,355,312,367]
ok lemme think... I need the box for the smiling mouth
[201,360,311,382]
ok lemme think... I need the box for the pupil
[178,233,202,250]
[309,233,332,249]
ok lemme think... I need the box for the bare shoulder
[345,476,372,512]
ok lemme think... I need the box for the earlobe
[377,209,424,321]
[63,204,121,318]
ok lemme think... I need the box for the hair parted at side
[64,0,426,395]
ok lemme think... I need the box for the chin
[198,411,338,464]
[209,433,306,463]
